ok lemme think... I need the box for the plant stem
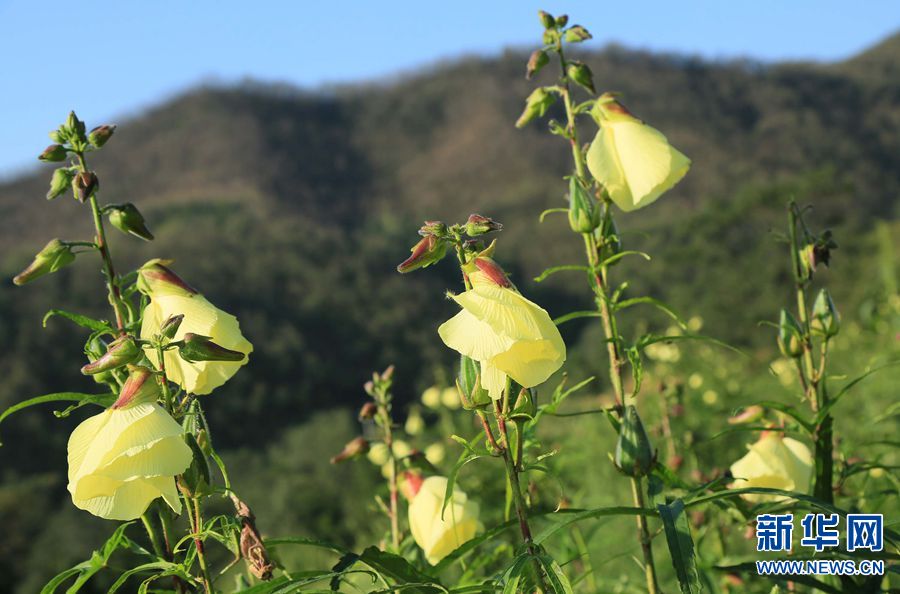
[141,512,165,558]
[376,397,401,551]
[630,477,660,594]
[76,152,126,331]
[184,492,214,594]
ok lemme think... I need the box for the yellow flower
[586,93,690,212]
[440,386,461,409]
[408,476,480,565]
[438,272,565,400]
[138,261,252,395]
[729,432,813,502]
[67,368,192,520]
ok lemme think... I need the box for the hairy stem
[377,399,401,551]
[631,477,660,594]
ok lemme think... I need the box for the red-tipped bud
[137,260,198,296]
[39,144,67,162]
[106,203,154,241]
[400,471,424,501]
[728,405,764,425]
[179,333,247,363]
[330,436,370,464]
[472,257,511,288]
[88,124,116,148]
[358,401,378,421]
[112,366,160,409]
[81,335,141,375]
[465,214,503,236]
[418,220,447,237]
[159,314,185,340]
[526,50,549,79]
[13,239,76,285]
[72,171,98,202]
[397,235,448,273]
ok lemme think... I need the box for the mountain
[0,34,897,592]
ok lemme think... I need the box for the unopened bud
[596,214,622,263]
[465,214,502,236]
[363,380,376,396]
[567,61,596,94]
[510,388,537,422]
[81,335,141,375]
[567,176,599,233]
[358,401,378,421]
[380,365,395,381]
[179,333,247,363]
[38,144,67,162]
[113,366,160,409]
[47,167,74,200]
[181,432,212,497]
[457,355,491,409]
[88,124,116,148]
[401,471,425,500]
[106,203,154,241]
[728,405,764,425]
[614,405,654,477]
[72,170,98,202]
[515,87,557,128]
[811,289,840,338]
[159,314,185,340]
[800,230,837,279]
[418,220,447,237]
[471,256,511,288]
[397,235,448,273]
[555,14,568,27]
[538,10,555,29]
[330,436,370,464]
[564,25,592,43]
[49,128,67,144]
[526,50,549,79]
[66,111,86,141]
[13,239,76,286]
[777,309,804,358]
[137,260,198,296]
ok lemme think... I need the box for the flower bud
[66,111,86,142]
[515,87,557,128]
[159,314,185,340]
[397,235,448,273]
[405,409,425,435]
[614,405,654,477]
[567,61,596,94]
[465,214,502,237]
[567,176,599,233]
[595,214,622,263]
[137,260,198,296]
[179,333,247,363]
[510,388,537,422]
[39,144,67,162]
[106,203,154,241]
[400,470,425,501]
[728,405,764,425]
[13,239,76,285]
[538,10,555,28]
[418,220,447,237]
[72,171,98,202]
[47,167,74,200]
[811,289,840,338]
[469,256,511,288]
[81,335,141,375]
[555,14,568,27]
[180,432,212,497]
[456,355,491,409]
[88,124,116,148]
[564,25,592,43]
[800,230,837,279]
[358,401,378,421]
[526,50,549,79]
[49,128,67,144]
[777,309,804,358]
[330,436,370,464]
[112,366,160,409]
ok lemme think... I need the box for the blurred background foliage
[0,35,898,592]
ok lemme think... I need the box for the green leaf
[533,506,655,546]
[553,310,601,326]
[40,522,135,594]
[354,547,443,593]
[43,309,112,332]
[265,536,349,555]
[0,392,115,446]
[538,208,569,223]
[442,437,488,519]
[536,553,574,594]
[500,553,532,594]
[614,296,687,328]
[738,400,813,433]
[533,265,591,283]
[657,498,701,594]
[597,250,651,267]
[816,359,900,424]
[432,520,517,573]
[107,561,187,593]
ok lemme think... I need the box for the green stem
[376,396,401,551]
[184,492,214,593]
[140,512,165,559]
[630,477,660,594]
[76,152,126,331]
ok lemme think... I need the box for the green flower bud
[510,387,537,422]
[179,333,247,363]
[38,144,67,162]
[112,366,160,408]
[465,214,502,236]
[159,314,185,340]
[567,176,599,233]
[515,87,557,128]
[88,124,116,148]
[811,289,840,338]
[106,203,154,241]
[396,235,448,273]
[180,432,212,497]
[456,355,491,410]
[418,220,447,237]
[555,14,568,27]
[777,309,804,358]
[81,335,141,375]
[358,401,377,421]
[13,239,76,285]
[137,259,198,296]
[596,214,622,264]
[567,61,596,94]
[72,171,98,202]
[526,49,549,79]
[47,167,74,200]
[49,128,67,144]
[66,111,86,142]
[564,25,592,43]
[538,10,555,29]
[614,405,654,477]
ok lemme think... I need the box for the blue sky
[2,0,898,177]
